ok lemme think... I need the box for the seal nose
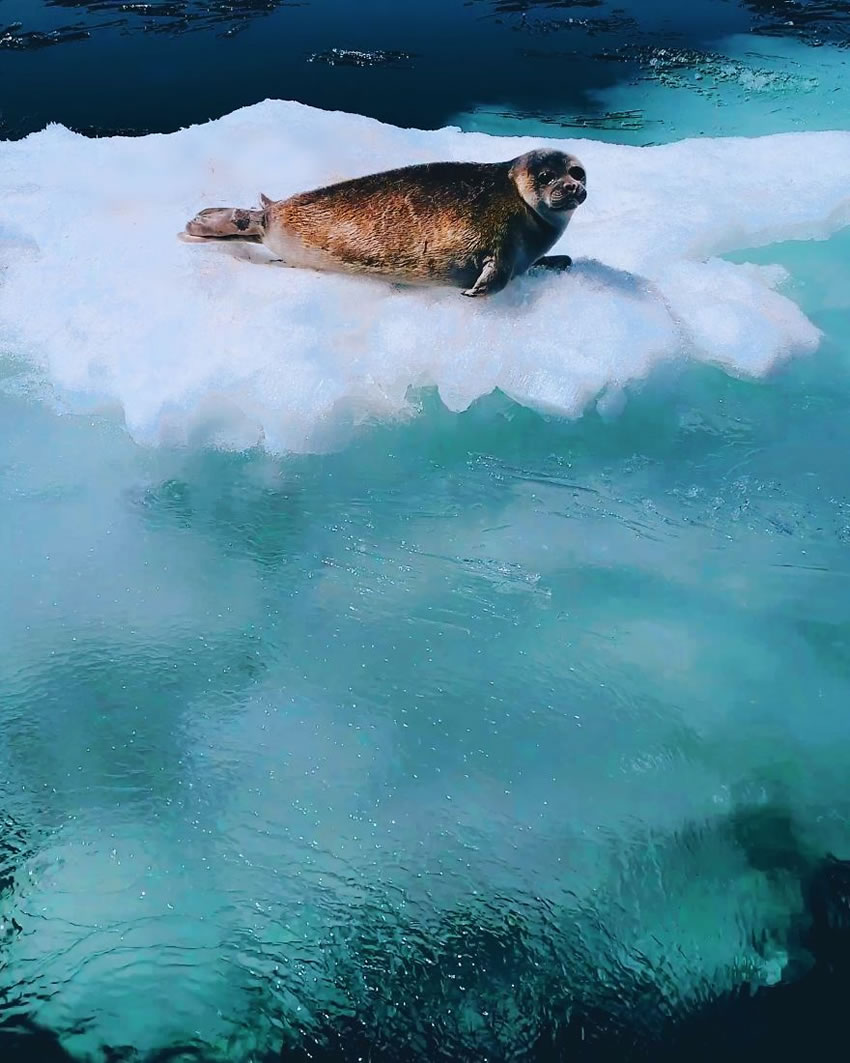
[550,180,586,209]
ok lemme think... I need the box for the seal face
[183,148,587,297]
[510,149,588,225]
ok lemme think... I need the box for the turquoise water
[3,7,850,1061]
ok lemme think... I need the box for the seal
[182,149,587,296]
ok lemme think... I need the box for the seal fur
[183,149,587,296]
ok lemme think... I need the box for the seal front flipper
[461,257,512,298]
[532,255,573,273]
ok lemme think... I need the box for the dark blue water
[4,0,850,138]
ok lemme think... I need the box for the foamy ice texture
[1,100,849,452]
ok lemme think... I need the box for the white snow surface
[1,100,849,452]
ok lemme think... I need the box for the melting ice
[1,99,849,452]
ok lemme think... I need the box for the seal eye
[538,170,556,185]
[568,165,586,184]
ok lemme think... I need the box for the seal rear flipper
[183,206,265,240]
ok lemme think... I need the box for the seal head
[509,149,588,229]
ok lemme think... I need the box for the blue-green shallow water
[4,2,850,1060]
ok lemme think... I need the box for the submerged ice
[0,100,849,451]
